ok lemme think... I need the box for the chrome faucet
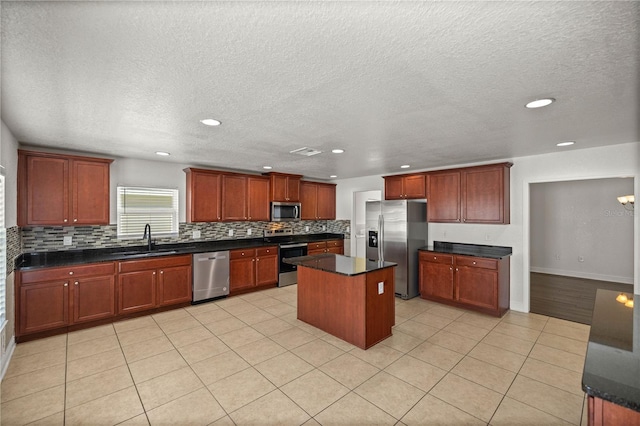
[143,224,152,251]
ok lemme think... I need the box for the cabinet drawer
[230,249,256,260]
[21,262,116,284]
[308,242,326,250]
[257,246,277,257]
[456,256,497,270]
[118,255,191,273]
[419,252,453,265]
[326,239,343,248]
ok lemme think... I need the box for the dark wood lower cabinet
[16,256,192,341]
[588,396,640,426]
[230,246,278,294]
[419,251,509,317]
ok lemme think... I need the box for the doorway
[353,190,381,258]
[529,177,634,324]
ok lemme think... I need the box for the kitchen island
[582,289,640,425]
[285,254,396,350]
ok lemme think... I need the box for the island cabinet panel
[297,264,395,349]
[18,150,112,226]
[588,396,640,426]
[384,174,426,200]
[247,176,270,221]
[185,168,221,223]
[230,246,278,294]
[419,251,509,317]
[221,174,248,221]
[17,262,116,336]
[266,172,302,202]
[418,252,454,300]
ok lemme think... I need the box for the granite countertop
[16,233,345,270]
[582,289,640,412]
[419,241,513,259]
[284,253,396,277]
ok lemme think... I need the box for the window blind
[117,186,179,238]
[0,174,6,328]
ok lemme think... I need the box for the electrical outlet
[485,234,491,241]
[346,226,350,233]
[443,230,447,238]
[305,226,309,232]
[579,256,585,262]
[322,225,327,231]
[555,254,560,260]
[192,230,201,239]
[63,236,72,246]
[247,228,252,236]
[378,282,384,294]
[228,229,234,237]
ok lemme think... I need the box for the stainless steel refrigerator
[366,199,427,299]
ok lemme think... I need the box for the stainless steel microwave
[271,202,301,222]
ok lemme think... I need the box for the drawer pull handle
[473,261,476,265]
[69,272,74,275]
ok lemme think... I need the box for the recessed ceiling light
[200,118,221,126]
[400,165,410,169]
[155,151,170,156]
[332,149,345,154]
[556,141,575,147]
[525,98,555,109]
[330,175,337,178]
[262,166,273,170]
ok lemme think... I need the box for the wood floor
[530,272,633,325]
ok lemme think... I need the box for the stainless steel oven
[278,242,307,287]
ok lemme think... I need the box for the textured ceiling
[2,1,639,180]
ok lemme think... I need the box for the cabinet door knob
[473,261,476,265]
[63,282,68,287]
[248,217,251,220]
[73,219,78,222]
[74,281,79,285]
[63,219,68,223]
[456,268,459,271]
[160,271,164,274]
[69,271,74,275]
[153,271,156,275]
[433,256,437,260]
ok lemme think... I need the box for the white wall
[335,142,640,313]
[1,121,19,227]
[530,178,634,284]
[109,158,189,223]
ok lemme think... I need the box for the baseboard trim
[530,267,633,285]
[1,336,16,381]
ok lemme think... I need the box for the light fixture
[155,151,170,156]
[525,98,555,109]
[331,149,344,154]
[262,166,272,170]
[400,165,410,169]
[617,195,635,210]
[616,293,634,308]
[200,118,221,126]
[330,175,337,178]
[556,141,575,147]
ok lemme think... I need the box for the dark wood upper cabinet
[300,181,336,220]
[18,150,112,226]
[384,174,426,199]
[428,171,461,223]
[221,174,248,221]
[426,162,511,224]
[265,172,302,202]
[185,168,221,223]
[247,176,270,221]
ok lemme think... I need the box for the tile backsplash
[22,220,351,252]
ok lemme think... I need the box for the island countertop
[582,288,640,413]
[284,253,396,276]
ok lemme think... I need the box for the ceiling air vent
[289,147,322,157]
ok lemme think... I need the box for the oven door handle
[279,243,308,249]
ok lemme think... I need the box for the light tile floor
[1,285,591,425]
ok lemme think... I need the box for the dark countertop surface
[16,233,345,270]
[284,253,396,276]
[419,241,513,259]
[582,289,640,412]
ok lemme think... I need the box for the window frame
[116,186,179,239]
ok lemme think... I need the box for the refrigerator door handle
[378,214,384,261]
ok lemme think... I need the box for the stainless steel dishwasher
[192,251,230,303]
